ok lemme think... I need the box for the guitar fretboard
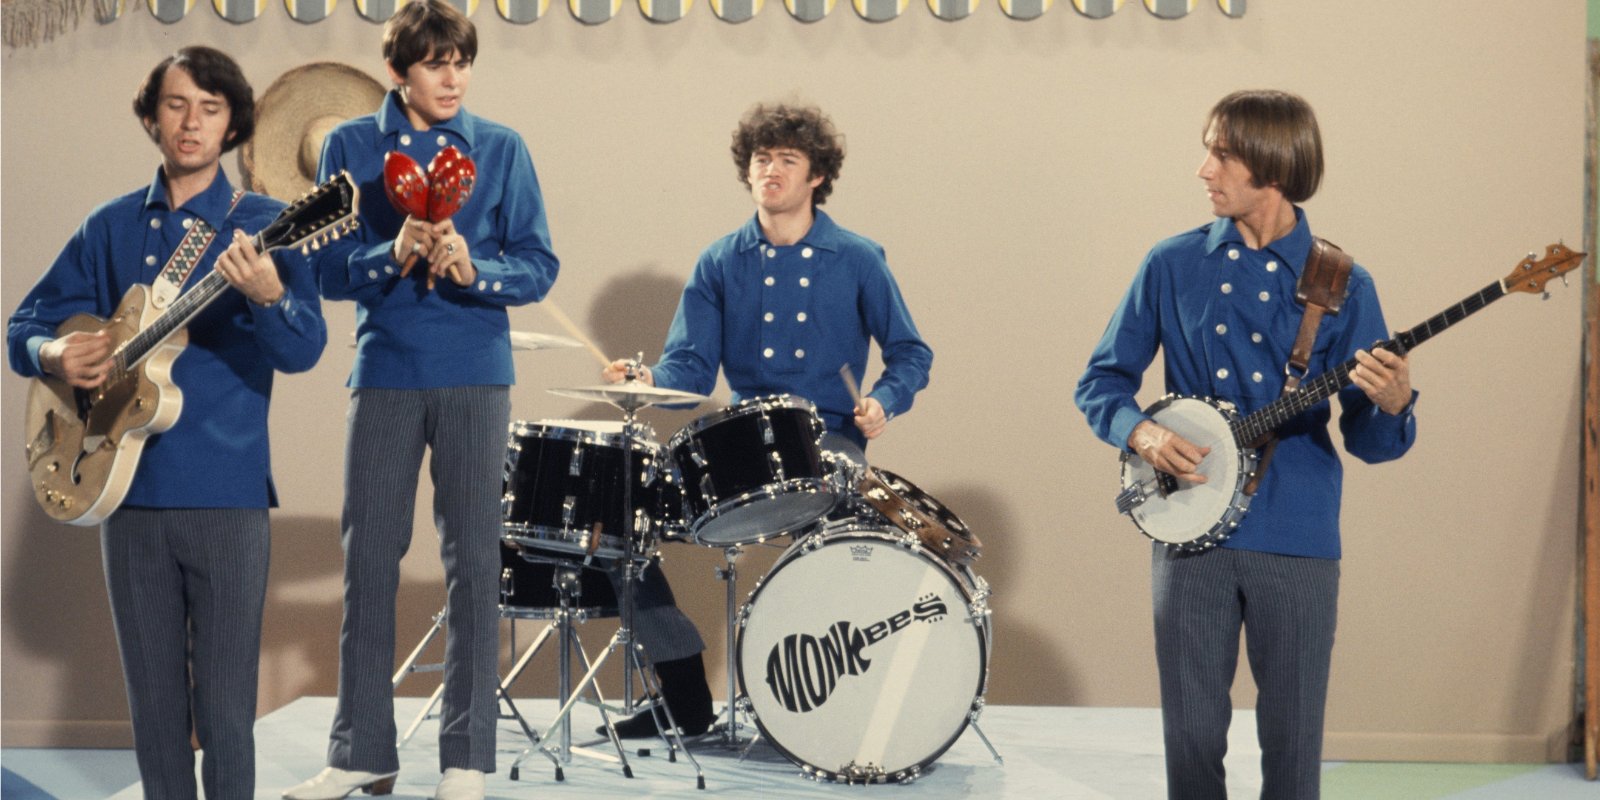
[1229,280,1507,445]
[113,232,268,373]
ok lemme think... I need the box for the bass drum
[736,521,992,783]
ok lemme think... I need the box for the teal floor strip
[1322,762,1546,799]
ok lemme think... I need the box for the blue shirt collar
[734,207,844,254]
[375,89,477,148]
[142,165,237,230]
[1203,206,1314,278]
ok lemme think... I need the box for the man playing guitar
[6,46,327,799]
[1074,90,1416,799]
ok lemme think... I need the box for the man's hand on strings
[1351,347,1412,415]
[40,330,113,389]
[1129,419,1210,483]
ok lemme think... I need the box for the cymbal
[510,331,583,351]
[548,381,709,411]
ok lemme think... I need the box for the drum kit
[412,336,1002,787]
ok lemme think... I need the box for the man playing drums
[600,101,934,737]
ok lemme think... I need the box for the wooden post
[1585,35,1599,784]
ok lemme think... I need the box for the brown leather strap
[1242,237,1354,496]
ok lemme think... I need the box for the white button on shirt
[1252,372,1264,383]
[1259,291,1270,302]
[1266,261,1279,272]
[764,276,775,287]
[400,135,412,146]
[764,312,774,323]
[1215,324,1227,335]
[1217,368,1230,379]
[763,348,774,358]
[794,349,805,359]
[1221,283,1233,294]
[799,277,810,288]
[145,255,157,266]
[796,312,807,322]
[1252,332,1263,343]
[1227,249,1240,260]
[182,218,194,230]
[437,135,448,146]
[801,247,814,258]
[150,219,161,229]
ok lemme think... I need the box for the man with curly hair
[599,102,933,738]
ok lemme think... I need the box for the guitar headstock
[1503,242,1587,296]
[257,171,361,255]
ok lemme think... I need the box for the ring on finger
[445,242,457,255]
[410,241,424,255]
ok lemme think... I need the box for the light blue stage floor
[3,698,1594,799]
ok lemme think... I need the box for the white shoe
[282,766,398,800]
[434,768,485,800]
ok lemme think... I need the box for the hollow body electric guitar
[24,172,360,525]
[1115,243,1586,551]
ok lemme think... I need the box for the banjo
[1115,242,1586,551]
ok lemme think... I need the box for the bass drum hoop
[735,526,989,783]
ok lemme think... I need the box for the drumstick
[838,364,865,413]
[541,299,613,368]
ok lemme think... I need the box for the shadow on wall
[930,482,1079,706]
[3,481,131,745]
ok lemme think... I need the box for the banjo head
[1120,395,1256,550]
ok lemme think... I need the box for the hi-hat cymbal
[510,330,583,351]
[548,381,709,411]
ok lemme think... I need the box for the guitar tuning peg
[1541,291,1550,301]
[1560,274,1569,287]
[300,244,310,256]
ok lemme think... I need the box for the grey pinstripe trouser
[1152,544,1339,800]
[102,507,271,800]
[327,386,507,775]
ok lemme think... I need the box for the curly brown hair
[731,103,845,206]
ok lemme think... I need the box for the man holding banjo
[1074,89,1416,800]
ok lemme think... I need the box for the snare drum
[668,396,838,546]
[498,542,619,620]
[736,520,992,784]
[502,420,678,561]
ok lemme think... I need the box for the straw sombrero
[240,62,386,201]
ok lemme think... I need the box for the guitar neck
[115,232,268,371]
[1231,279,1508,444]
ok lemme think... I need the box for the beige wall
[1,2,1587,763]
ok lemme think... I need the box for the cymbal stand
[394,604,541,749]
[523,374,706,788]
[504,564,619,779]
[709,545,754,748]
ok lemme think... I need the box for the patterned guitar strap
[1242,237,1354,495]
[149,189,246,310]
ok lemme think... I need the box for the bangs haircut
[383,0,478,75]
[1203,90,1323,204]
[132,46,256,153]
[731,103,845,206]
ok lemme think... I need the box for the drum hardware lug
[500,567,513,599]
[567,442,585,476]
[561,495,577,527]
[640,453,659,486]
[758,412,776,445]
[688,437,708,468]
[767,450,787,481]
[699,473,717,504]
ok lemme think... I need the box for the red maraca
[380,146,477,288]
